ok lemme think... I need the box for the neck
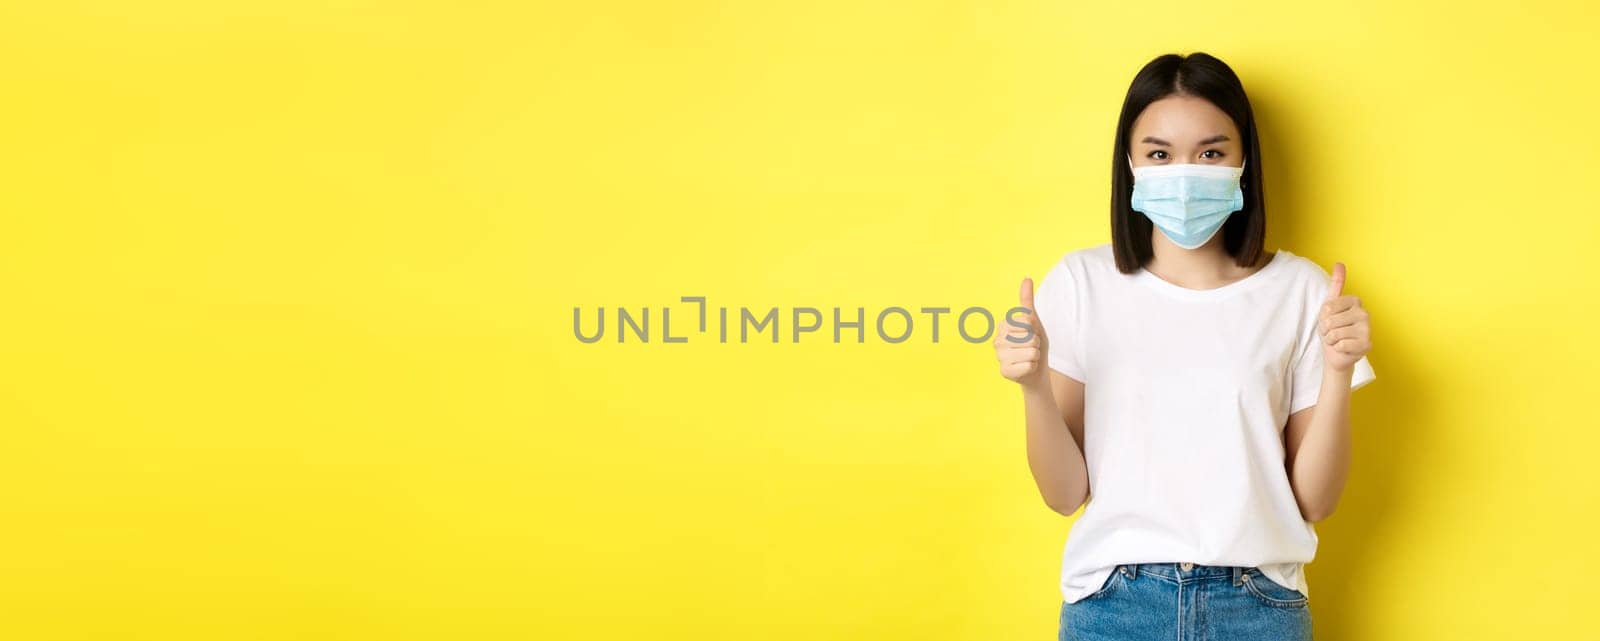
[1144,231,1244,289]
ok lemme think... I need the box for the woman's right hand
[995,277,1050,385]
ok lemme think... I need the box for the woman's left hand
[1319,262,1371,372]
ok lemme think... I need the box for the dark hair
[1109,52,1266,273]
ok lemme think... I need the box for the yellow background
[2,2,1596,639]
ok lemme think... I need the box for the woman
[993,52,1377,640]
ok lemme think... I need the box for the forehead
[1131,95,1239,140]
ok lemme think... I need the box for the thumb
[1327,262,1346,300]
[1019,277,1046,340]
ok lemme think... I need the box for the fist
[995,277,1049,384]
[1319,262,1371,372]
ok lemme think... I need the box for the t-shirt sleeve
[1033,257,1086,383]
[1288,264,1377,415]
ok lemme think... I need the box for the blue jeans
[1058,562,1312,641]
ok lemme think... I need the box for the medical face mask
[1127,155,1246,249]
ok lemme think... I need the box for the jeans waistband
[1116,562,1255,585]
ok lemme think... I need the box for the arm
[1285,262,1372,522]
[997,277,1089,517]
[1023,372,1089,516]
[1284,365,1354,522]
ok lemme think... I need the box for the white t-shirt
[1033,243,1376,604]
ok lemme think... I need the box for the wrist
[1324,362,1355,377]
[1021,375,1053,397]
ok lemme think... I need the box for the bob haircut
[1109,52,1266,274]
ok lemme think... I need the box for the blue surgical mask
[1128,155,1246,249]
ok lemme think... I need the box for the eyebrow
[1140,134,1232,146]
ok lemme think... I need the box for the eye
[1146,150,1168,160]
[1201,149,1225,159]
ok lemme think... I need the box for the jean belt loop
[1232,566,1243,585]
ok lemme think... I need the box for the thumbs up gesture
[1319,262,1372,372]
[995,277,1050,385]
